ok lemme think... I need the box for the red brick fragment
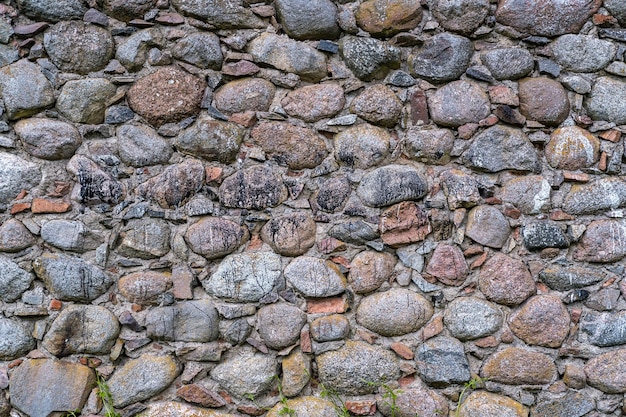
[390,342,414,360]
[345,400,377,416]
[31,198,71,213]
[306,297,348,314]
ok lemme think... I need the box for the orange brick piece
[31,198,71,213]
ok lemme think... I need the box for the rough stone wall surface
[2,0,626,416]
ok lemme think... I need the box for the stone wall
[1,0,626,416]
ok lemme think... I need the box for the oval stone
[465,205,511,249]
[185,217,249,260]
[573,220,626,263]
[0,317,34,360]
[356,0,422,37]
[545,126,599,170]
[519,77,570,127]
[552,35,616,72]
[431,0,489,35]
[444,297,503,341]
[478,253,536,306]
[458,391,528,417]
[266,397,338,417]
[357,165,427,207]
[281,83,345,122]
[334,123,390,169]
[585,349,626,393]
[428,80,490,127]
[118,271,172,305]
[348,250,396,294]
[284,256,346,298]
[482,347,556,385]
[118,123,173,167]
[349,84,402,127]
[509,295,570,348]
[409,33,472,83]
[214,78,275,115]
[219,166,288,210]
[175,118,244,164]
[15,118,81,160]
[257,303,307,349]
[260,212,316,257]
[210,347,276,398]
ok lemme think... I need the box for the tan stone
[137,401,238,416]
[545,126,599,170]
[356,0,422,37]
[118,271,172,305]
[458,391,528,417]
[348,250,396,294]
[281,350,310,397]
[481,347,556,385]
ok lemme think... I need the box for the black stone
[563,289,589,304]
[494,105,526,126]
[105,105,135,124]
[537,58,561,77]
[465,65,495,83]
[522,222,570,250]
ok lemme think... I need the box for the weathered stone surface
[248,33,327,82]
[251,121,328,169]
[357,165,427,207]
[348,251,395,294]
[430,0,489,35]
[137,401,238,417]
[350,84,402,127]
[531,392,594,417]
[17,0,87,21]
[356,0,422,37]
[0,219,35,252]
[44,21,113,74]
[465,205,511,248]
[172,0,265,29]
[186,217,249,259]
[41,219,102,252]
[357,288,433,336]
[206,252,283,302]
[587,77,626,124]
[417,336,470,386]
[109,354,180,408]
[481,347,556,385]
[500,175,551,214]
[409,33,473,83]
[0,153,41,206]
[284,256,346,297]
[440,169,481,209]
[267,397,337,417]
[34,253,112,302]
[328,220,379,244]
[116,28,165,72]
[214,78,275,115]
[545,126,599,170]
[378,388,448,417]
[478,253,536,305]
[118,271,172,305]
[219,165,287,209]
[509,295,570,348]
[103,0,156,21]
[317,341,399,395]
[127,67,207,127]
[580,311,626,347]
[310,314,350,342]
[564,178,626,215]
[585,349,626,393]
[66,155,125,205]
[118,219,170,259]
[0,59,55,120]
[260,212,316,256]
[429,80,489,127]
[257,303,306,349]
[10,359,95,417]
[552,35,616,73]
[15,118,81,160]
[380,201,431,247]
[495,0,601,37]
[482,48,534,80]
[444,297,502,340]
[282,83,345,122]
[463,125,538,172]
[173,32,223,70]
[146,299,219,342]
[339,36,400,81]
[136,159,205,208]
[334,123,390,169]
[57,78,117,124]
[275,0,339,40]
[458,391,528,417]
[118,123,172,167]
[42,305,120,356]
[0,256,34,302]
[0,317,34,360]
[574,220,626,262]
[282,350,310,397]
[539,264,605,291]
[522,222,569,250]
[518,77,570,127]
[210,347,276,397]
[605,0,626,26]
[404,127,455,165]
[426,243,468,286]
[175,117,244,163]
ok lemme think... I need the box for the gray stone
[284,256,346,298]
[429,80,490,127]
[281,83,346,122]
[43,21,113,74]
[522,222,569,250]
[587,77,626,124]
[221,318,252,345]
[357,165,428,207]
[552,35,616,72]
[581,311,626,347]
[328,221,379,245]
[17,0,86,21]
[103,0,155,21]
[66,155,125,205]
[205,252,283,302]
[266,397,336,417]
[315,177,351,213]
[218,165,288,210]
[0,152,41,204]
[584,348,626,393]
[605,0,626,26]
[9,359,95,417]
[357,288,433,336]
[41,219,102,253]
[444,297,503,340]
[33,253,112,302]
[248,33,328,82]
[118,219,171,259]
[531,392,595,417]
[146,300,219,342]
[310,314,350,342]
[0,59,55,120]
[404,127,455,165]
[210,347,276,397]
[275,0,340,40]
[173,32,223,70]
[0,317,34,360]
[317,341,399,395]
[42,305,120,356]
[409,33,473,83]
[585,288,620,311]
[171,0,265,29]
[440,169,481,210]
[118,271,172,305]
[15,118,81,160]
[539,264,606,291]
[56,78,117,124]
[574,220,626,263]
[105,105,135,124]
[135,158,204,208]
[465,205,511,248]
[214,78,275,115]
[257,303,306,349]
[339,36,401,81]
[0,44,19,67]
[116,28,165,72]
[117,123,172,167]
[334,123,390,169]
[564,178,626,215]
[417,336,470,387]
[0,219,35,253]
[463,125,538,172]
[500,175,551,214]
[562,75,592,94]
[430,0,489,35]
[260,212,316,256]
[0,256,34,302]
[108,354,181,408]
[186,217,249,259]
[481,48,534,80]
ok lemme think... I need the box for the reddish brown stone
[488,85,519,106]
[155,12,185,25]
[281,83,345,122]
[300,328,312,353]
[345,400,377,415]
[410,89,429,125]
[237,405,266,416]
[205,166,223,183]
[317,237,347,254]
[422,315,443,340]
[10,203,30,214]
[31,198,71,213]
[479,114,499,127]
[171,264,194,300]
[127,67,206,127]
[176,384,226,407]
[562,172,590,182]
[474,336,498,348]
[593,13,617,26]
[519,77,570,127]
[599,152,608,171]
[214,78,275,115]
[574,220,626,263]
[549,210,575,221]
[221,60,260,77]
[509,295,570,348]
[356,0,422,37]
[478,253,536,306]
[458,123,479,139]
[48,300,62,311]
[306,297,348,314]
[600,129,621,142]
[228,111,257,128]
[348,251,395,294]
[390,342,414,360]
[349,84,402,127]
[14,22,49,36]
[469,251,489,270]
[380,202,431,247]
[482,347,557,385]
[425,243,467,286]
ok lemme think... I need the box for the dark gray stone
[462,125,538,172]
[171,0,265,29]
[275,0,340,40]
[175,117,244,163]
[339,36,401,81]
[585,288,620,311]
[481,48,534,80]
[117,123,172,167]
[116,28,164,72]
[581,311,626,347]
[66,155,125,205]
[173,33,223,70]
[17,0,87,21]
[409,33,473,83]
[316,177,351,213]
[357,165,428,207]
[219,165,287,210]
[417,336,470,387]
[605,0,626,26]
[430,0,489,35]
[328,221,379,244]
[522,222,569,251]
[146,300,219,342]
[15,118,81,160]
[105,105,135,124]
[531,392,595,417]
